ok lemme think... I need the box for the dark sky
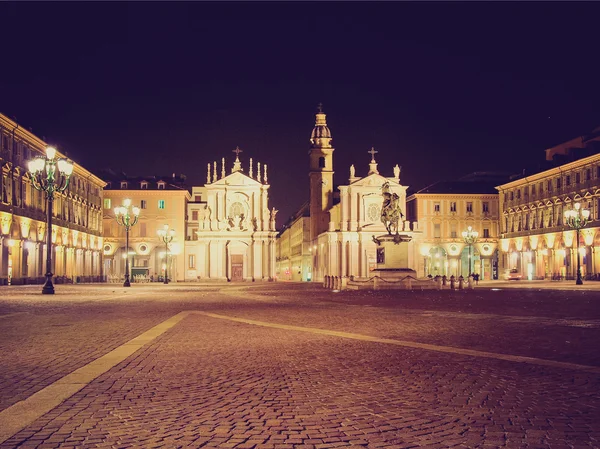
[2,2,600,227]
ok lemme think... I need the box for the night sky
[2,2,600,227]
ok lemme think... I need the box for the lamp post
[564,202,590,285]
[462,225,479,276]
[28,146,73,294]
[157,224,175,284]
[114,199,140,287]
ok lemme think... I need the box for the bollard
[458,275,464,290]
[437,276,443,289]
[450,275,455,290]
[467,275,474,290]
[442,275,447,287]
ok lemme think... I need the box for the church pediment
[210,171,263,187]
[349,173,399,188]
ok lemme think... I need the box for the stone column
[340,239,346,278]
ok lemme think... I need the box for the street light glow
[45,146,56,159]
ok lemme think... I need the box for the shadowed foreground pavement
[0,283,599,448]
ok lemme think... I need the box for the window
[140,200,147,209]
[120,181,128,189]
[576,172,581,184]
[318,157,325,168]
[158,199,165,209]
[547,180,552,192]
[586,169,591,181]
[531,185,536,196]
[450,223,457,238]
[433,223,441,238]
[466,202,473,213]
[192,210,198,221]
[194,195,202,202]
[158,181,166,189]
[556,178,561,189]
[141,181,148,189]
[189,254,196,269]
[434,202,440,212]
[516,189,521,199]
[483,228,490,238]
[450,202,456,212]
[566,175,571,186]
[482,202,489,213]
[103,198,111,209]
[510,191,514,200]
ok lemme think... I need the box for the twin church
[102,107,414,283]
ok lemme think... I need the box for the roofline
[0,113,107,187]
[495,152,600,190]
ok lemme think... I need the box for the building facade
[276,202,311,281]
[0,113,105,285]
[184,152,278,281]
[102,173,189,282]
[498,151,600,280]
[406,174,503,280]
[280,107,417,283]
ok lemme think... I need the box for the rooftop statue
[381,181,404,235]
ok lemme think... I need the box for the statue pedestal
[371,234,417,287]
[344,232,437,291]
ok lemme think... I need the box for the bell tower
[309,103,334,241]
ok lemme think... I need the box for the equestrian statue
[381,182,404,235]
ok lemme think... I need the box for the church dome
[310,106,333,148]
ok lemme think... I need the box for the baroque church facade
[278,107,418,282]
[185,150,278,281]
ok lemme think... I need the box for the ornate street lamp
[564,202,590,285]
[157,224,175,284]
[462,225,479,276]
[114,199,140,287]
[28,146,74,294]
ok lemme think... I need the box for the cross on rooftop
[368,147,378,162]
[233,146,243,158]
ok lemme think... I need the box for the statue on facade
[381,181,404,235]
[393,164,401,181]
[350,164,355,178]
[270,207,278,230]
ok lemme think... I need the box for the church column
[262,189,268,231]
[340,187,348,231]
[270,239,276,280]
[348,239,357,278]
[253,239,262,280]
[349,191,357,232]
[262,239,269,279]
[340,237,347,277]
[356,192,362,230]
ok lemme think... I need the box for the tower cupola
[310,103,332,149]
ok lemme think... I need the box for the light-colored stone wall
[0,114,105,285]
[498,152,600,280]
[103,189,189,282]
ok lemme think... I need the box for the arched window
[318,157,325,168]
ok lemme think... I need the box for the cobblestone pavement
[0,283,599,448]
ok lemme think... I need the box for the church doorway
[231,254,244,281]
